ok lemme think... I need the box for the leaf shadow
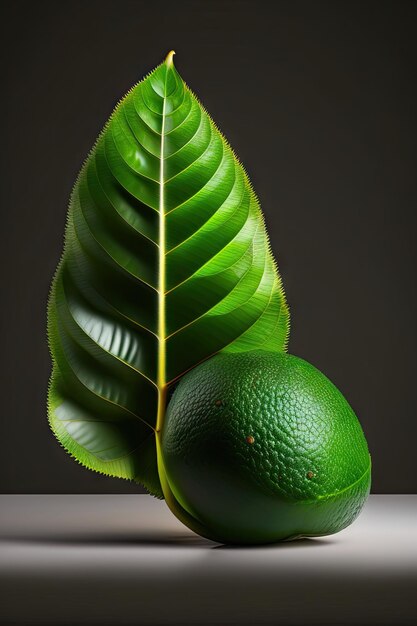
[1,530,213,548]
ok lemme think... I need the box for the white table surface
[0,494,416,625]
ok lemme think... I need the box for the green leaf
[47,51,289,497]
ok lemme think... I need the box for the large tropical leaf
[48,51,289,497]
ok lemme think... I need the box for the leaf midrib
[156,61,170,432]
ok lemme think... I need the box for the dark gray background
[1,0,416,494]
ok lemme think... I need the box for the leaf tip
[165,50,176,67]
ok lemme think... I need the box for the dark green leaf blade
[48,52,289,497]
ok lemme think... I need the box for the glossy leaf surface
[48,52,289,497]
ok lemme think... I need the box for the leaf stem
[156,433,220,543]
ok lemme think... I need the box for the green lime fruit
[159,351,371,544]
